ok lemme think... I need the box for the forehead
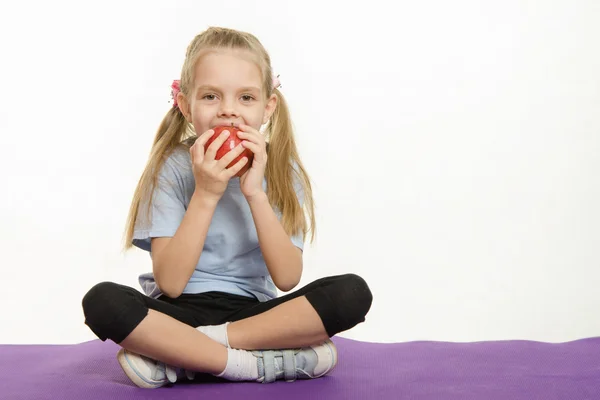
[193,49,263,89]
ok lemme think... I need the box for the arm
[151,191,218,298]
[150,128,249,298]
[247,192,303,292]
[235,124,304,292]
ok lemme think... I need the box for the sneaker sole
[116,348,166,389]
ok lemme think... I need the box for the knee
[336,273,373,323]
[82,281,125,329]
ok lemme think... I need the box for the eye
[241,95,255,102]
[202,94,217,100]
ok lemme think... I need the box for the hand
[190,128,249,202]
[237,123,267,201]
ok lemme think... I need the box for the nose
[218,97,239,118]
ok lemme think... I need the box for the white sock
[196,322,230,347]
[216,348,259,381]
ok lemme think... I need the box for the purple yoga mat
[1,336,599,399]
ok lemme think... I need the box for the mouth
[213,122,239,129]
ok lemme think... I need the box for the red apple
[205,125,254,177]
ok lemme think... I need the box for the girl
[82,26,372,388]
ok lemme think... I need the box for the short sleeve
[132,157,187,252]
[290,230,305,251]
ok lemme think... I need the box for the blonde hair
[122,26,315,251]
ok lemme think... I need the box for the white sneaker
[253,339,338,383]
[116,348,195,389]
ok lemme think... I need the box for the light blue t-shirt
[132,145,305,302]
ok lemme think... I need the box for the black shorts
[82,273,373,344]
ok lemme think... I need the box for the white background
[0,0,598,345]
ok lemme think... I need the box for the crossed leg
[82,274,372,376]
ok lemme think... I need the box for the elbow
[274,264,302,293]
[155,276,184,298]
[277,280,299,293]
[159,285,183,299]
[153,265,185,298]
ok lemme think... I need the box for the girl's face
[179,49,277,135]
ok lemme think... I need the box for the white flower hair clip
[272,74,281,90]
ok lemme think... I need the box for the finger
[195,128,216,147]
[190,141,203,164]
[224,156,249,178]
[216,143,246,169]
[205,129,231,160]
[190,129,215,163]
[238,123,261,136]
[236,130,262,145]
[241,140,262,155]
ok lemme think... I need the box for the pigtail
[265,88,316,243]
[122,104,191,251]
